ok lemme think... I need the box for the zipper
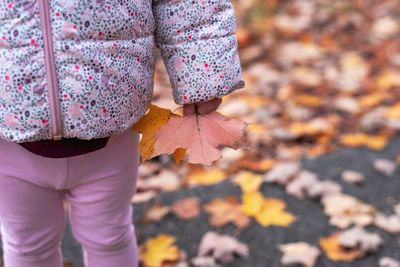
[38,0,63,140]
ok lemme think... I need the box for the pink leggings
[0,129,140,267]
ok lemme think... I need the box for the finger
[197,98,222,115]
[183,104,196,116]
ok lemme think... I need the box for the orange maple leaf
[152,111,249,166]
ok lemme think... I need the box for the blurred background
[152,0,400,162]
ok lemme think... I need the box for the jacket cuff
[157,34,246,105]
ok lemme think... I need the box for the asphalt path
[2,136,400,267]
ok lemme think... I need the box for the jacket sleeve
[151,0,246,105]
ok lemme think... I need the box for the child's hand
[183,97,222,116]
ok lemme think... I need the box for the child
[0,0,245,266]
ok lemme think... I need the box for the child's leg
[0,176,66,267]
[64,129,140,267]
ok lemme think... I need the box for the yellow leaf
[130,104,183,163]
[255,198,296,227]
[319,232,364,262]
[240,191,264,216]
[240,192,295,227]
[143,234,180,267]
[186,169,226,186]
[340,133,387,150]
[232,171,263,192]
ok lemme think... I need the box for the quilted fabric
[0,0,245,143]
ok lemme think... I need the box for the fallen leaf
[141,234,180,267]
[202,196,251,229]
[236,157,277,172]
[197,231,249,264]
[285,170,319,199]
[321,193,376,228]
[337,226,383,252]
[138,169,182,192]
[152,111,249,166]
[171,197,200,220]
[373,158,397,176]
[232,171,263,192]
[240,191,296,227]
[263,161,301,185]
[186,168,227,186]
[255,198,296,227]
[319,232,364,262]
[374,212,400,234]
[239,190,265,217]
[278,242,321,267]
[306,180,342,200]
[142,201,171,223]
[286,170,342,199]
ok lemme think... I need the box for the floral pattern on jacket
[0,0,245,142]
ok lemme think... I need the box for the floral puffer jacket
[0,0,245,142]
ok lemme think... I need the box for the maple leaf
[130,104,186,165]
[240,191,296,227]
[278,242,321,267]
[151,111,248,166]
[319,232,365,262]
[202,196,251,229]
[321,193,376,229]
[255,198,296,227]
[140,234,180,267]
[171,197,200,220]
[337,226,383,252]
[196,231,249,264]
[232,171,263,192]
[142,201,171,223]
